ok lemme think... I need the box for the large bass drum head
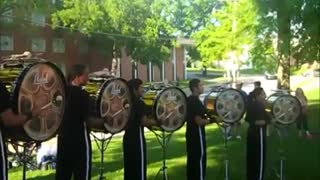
[12,62,66,142]
[215,88,246,123]
[97,78,131,134]
[153,87,187,132]
[268,94,301,125]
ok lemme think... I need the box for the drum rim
[204,88,247,124]
[267,93,301,125]
[11,61,67,142]
[152,87,187,132]
[96,77,131,134]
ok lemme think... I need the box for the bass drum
[266,92,301,125]
[0,58,66,142]
[84,77,131,134]
[203,87,246,124]
[143,87,187,132]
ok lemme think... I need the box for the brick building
[0,6,188,82]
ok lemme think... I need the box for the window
[31,12,46,27]
[79,40,89,54]
[31,38,46,52]
[0,35,14,51]
[0,10,13,22]
[53,38,65,53]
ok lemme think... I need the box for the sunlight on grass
[8,87,320,180]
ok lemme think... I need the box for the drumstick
[223,111,231,118]
[164,111,175,120]
[277,107,294,118]
[112,109,123,118]
[40,102,52,110]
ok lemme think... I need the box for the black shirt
[59,85,91,142]
[245,100,270,127]
[0,82,10,114]
[124,98,146,135]
[186,95,206,149]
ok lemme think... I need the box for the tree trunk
[202,66,207,76]
[276,0,291,90]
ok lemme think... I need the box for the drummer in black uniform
[245,87,269,180]
[186,79,216,180]
[55,64,92,180]
[0,81,32,180]
[123,78,157,180]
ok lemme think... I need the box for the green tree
[254,0,320,89]
[51,0,175,65]
[192,0,258,75]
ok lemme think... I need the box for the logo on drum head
[167,95,177,101]
[111,85,121,95]
[34,72,48,85]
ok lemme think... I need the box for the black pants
[186,134,207,180]
[246,126,266,180]
[55,127,92,180]
[297,113,309,131]
[0,131,8,180]
[123,128,146,180]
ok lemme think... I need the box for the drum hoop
[153,87,187,132]
[206,88,246,124]
[96,77,131,134]
[11,61,67,142]
[269,93,301,125]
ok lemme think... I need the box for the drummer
[245,87,269,180]
[186,79,216,180]
[55,64,92,180]
[123,78,157,180]
[0,81,33,180]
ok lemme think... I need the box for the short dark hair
[254,81,261,87]
[189,79,201,93]
[67,64,88,83]
[248,87,264,102]
[128,78,143,98]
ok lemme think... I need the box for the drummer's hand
[215,116,223,123]
[255,120,266,126]
[124,104,130,109]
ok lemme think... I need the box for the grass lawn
[8,88,320,180]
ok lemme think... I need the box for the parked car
[313,68,320,77]
[265,71,277,80]
[302,68,320,77]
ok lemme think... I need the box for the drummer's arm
[142,115,157,127]
[0,84,28,126]
[0,109,28,126]
[194,115,211,126]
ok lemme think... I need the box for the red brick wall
[138,63,148,82]
[153,65,161,81]
[175,47,185,80]
[165,61,173,81]
[120,47,132,80]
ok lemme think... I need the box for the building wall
[120,47,132,80]
[138,63,148,82]
[1,10,185,83]
[153,65,161,82]
[175,47,185,80]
